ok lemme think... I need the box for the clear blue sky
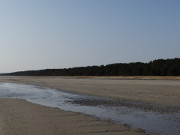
[0,0,180,73]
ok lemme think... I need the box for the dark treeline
[4,58,180,76]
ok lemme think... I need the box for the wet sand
[0,98,149,135]
[0,76,180,106]
[0,76,179,135]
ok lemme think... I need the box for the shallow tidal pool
[0,83,179,135]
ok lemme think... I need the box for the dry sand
[0,98,149,135]
[0,76,180,106]
[0,76,179,135]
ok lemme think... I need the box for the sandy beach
[1,76,180,106]
[0,76,179,135]
[1,98,150,135]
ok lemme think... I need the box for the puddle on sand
[0,83,179,135]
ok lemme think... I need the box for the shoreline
[0,98,150,135]
[0,76,179,106]
[0,76,179,135]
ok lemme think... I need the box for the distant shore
[0,76,180,135]
[3,58,180,76]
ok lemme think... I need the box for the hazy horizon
[1,57,179,74]
[1,0,180,73]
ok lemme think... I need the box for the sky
[0,0,180,73]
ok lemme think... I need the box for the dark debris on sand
[67,97,180,113]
